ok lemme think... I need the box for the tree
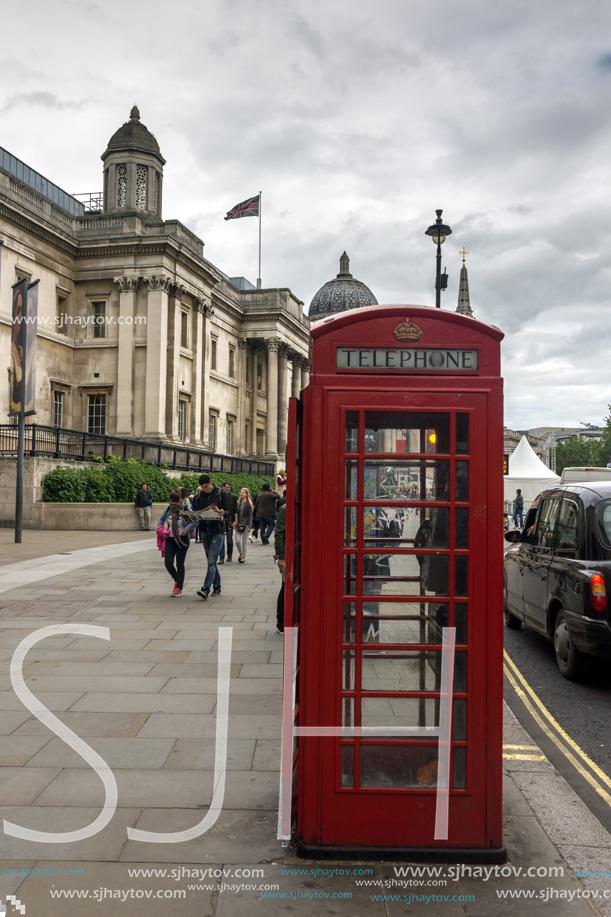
[555,436,601,475]
[595,406,611,468]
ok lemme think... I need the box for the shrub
[42,459,276,504]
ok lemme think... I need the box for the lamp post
[425,209,452,309]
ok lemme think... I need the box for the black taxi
[504,482,611,680]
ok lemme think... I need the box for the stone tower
[101,106,165,218]
[456,249,473,318]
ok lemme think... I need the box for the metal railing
[0,424,274,477]
[73,191,104,212]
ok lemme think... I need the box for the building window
[57,294,68,334]
[245,422,250,450]
[181,312,189,349]
[92,301,106,338]
[211,338,217,371]
[178,400,186,441]
[246,358,250,384]
[117,164,127,208]
[257,362,263,391]
[209,412,217,450]
[88,394,106,435]
[228,346,235,379]
[227,418,234,454]
[53,390,64,427]
[153,171,158,214]
[136,165,147,209]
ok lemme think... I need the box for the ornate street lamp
[425,209,452,309]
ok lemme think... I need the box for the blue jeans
[513,509,523,528]
[201,531,224,591]
[260,516,276,543]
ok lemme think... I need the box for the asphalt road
[504,620,611,832]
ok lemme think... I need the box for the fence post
[55,427,60,458]
[157,447,161,466]
[123,440,127,460]
[104,436,108,461]
[82,433,86,460]
[31,424,37,457]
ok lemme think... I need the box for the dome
[103,106,165,162]
[309,252,377,318]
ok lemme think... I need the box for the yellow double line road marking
[504,650,611,809]
[503,744,546,761]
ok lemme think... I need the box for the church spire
[456,248,473,318]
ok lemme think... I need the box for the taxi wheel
[553,611,583,681]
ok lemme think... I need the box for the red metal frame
[290,305,505,859]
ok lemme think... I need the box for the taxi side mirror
[504,530,522,543]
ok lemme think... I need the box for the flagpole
[257,191,262,289]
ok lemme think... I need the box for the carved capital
[195,297,213,317]
[278,341,291,358]
[172,282,187,300]
[265,337,281,352]
[114,275,139,293]
[146,274,172,293]
[238,335,249,350]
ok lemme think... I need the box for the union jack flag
[224,194,260,220]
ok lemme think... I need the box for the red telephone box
[283,305,505,861]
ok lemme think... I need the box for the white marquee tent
[504,435,561,511]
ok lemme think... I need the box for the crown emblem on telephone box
[393,318,422,342]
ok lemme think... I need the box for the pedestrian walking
[233,487,254,562]
[249,510,261,544]
[513,489,524,529]
[254,483,280,545]
[157,491,198,596]
[193,474,229,600]
[276,468,287,496]
[274,501,287,634]
[134,482,153,531]
[219,480,238,564]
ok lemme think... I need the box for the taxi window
[597,501,611,547]
[555,499,579,557]
[533,497,561,550]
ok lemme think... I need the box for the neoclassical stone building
[0,107,310,459]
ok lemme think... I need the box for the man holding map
[192,475,230,600]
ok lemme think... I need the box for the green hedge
[42,457,275,504]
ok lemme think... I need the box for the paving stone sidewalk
[0,533,606,916]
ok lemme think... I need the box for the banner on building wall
[9,278,37,415]
[24,280,39,414]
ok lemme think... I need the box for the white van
[560,466,611,484]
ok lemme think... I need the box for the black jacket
[224,490,239,521]
[193,485,230,536]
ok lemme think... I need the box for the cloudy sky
[2,0,611,430]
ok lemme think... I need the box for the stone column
[166,283,185,439]
[301,355,311,389]
[144,274,170,438]
[198,299,213,447]
[250,345,258,454]
[277,342,290,456]
[237,337,248,454]
[265,338,280,456]
[291,353,302,398]
[191,301,203,442]
[114,275,139,435]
